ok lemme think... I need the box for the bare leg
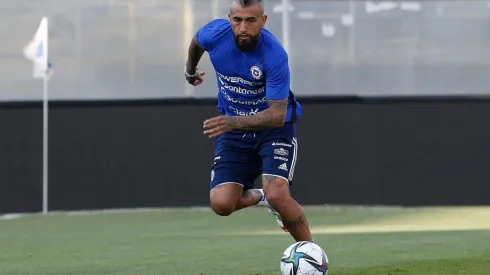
[210,183,263,215]
[236,189,263,210]
[262,175,312,242]
[210,183,243,216]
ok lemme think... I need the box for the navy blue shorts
[210,122,298,190]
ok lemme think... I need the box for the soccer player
[184,0,312,242]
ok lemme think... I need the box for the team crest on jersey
[250,65,262,80]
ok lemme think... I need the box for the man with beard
[184,0,312,242]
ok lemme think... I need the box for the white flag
[23,17,52,79]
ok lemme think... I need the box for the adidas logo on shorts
[278,163,288,171]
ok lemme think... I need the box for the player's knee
[210,200,235,216]
[264,190,290,211]
[209,183,243,216]
[263,177,291,210]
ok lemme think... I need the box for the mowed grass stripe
[231,206,490,235]
[0,206,489,275]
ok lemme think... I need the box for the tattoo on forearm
[231,98,288,130]
[268,98,288,111]
[283,213,307,229]
[231,109,274,130]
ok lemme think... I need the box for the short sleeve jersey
[195,19,302,122]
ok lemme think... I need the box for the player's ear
[262,15,268,27]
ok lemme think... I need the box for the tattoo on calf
[264,175,279,184]
[283,212,307,229]
[242,189,261,200]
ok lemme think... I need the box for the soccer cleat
[257,189,288,232]
[268,208,288,232]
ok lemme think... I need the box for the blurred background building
[1,0,490,102]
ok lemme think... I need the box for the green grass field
[1,205,490,275]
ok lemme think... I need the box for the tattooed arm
[230,98,288,130]
[230,53,291,130]
[202,98,288,137]
[203,53,291,138]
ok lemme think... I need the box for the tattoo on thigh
[284,212,307,229]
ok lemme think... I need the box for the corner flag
[23,17,52,214]
[23,17,52,79]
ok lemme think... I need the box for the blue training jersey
[195,19,302,122]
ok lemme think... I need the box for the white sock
[256,189,268,206]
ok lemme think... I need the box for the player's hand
[185,71,206,86]
[203,115,234,138]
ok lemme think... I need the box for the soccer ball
[280,241,328,275]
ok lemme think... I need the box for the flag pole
[42,74,49,214]
[23,16,52,214]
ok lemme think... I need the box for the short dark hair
[234,0,264,8]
